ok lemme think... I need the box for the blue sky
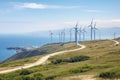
[0,0,120,34]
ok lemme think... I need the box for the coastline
[7,46,39,53]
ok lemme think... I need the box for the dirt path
[0,44,86,74]
[110,39,119,46]
[60,75,96,80]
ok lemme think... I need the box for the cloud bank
[14,2,80,9]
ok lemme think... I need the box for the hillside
[3,42,77,63]
[0,39,120,80]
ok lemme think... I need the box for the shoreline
[7,46,39,53]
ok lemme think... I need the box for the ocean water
[0,35,58,62]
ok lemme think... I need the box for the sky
[0,0,120,34]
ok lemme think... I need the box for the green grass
[0,56,42,70]
[99,67,120,79]
[0,39,120,80]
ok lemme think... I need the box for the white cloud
[14,2,80,9]
[18,3,46,9]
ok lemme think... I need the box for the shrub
[22,76,34,80]
[69,65,93,73]
[0,78,3,80]
[99,72,116,78]
[68,56,89,62]
[51,59,63,64]
[51,55,90,64]
[33,73,44,80]
[45,75,56,80]
[19,69,32,75]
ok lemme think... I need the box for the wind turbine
[49,31,53,43]
[74,22,79,45]
[93,22,97,40]
[63,29,65,42]
[78,27,82,42]
[88,19,93,40]
[60,31,63,42]
[114,32,116,39]
[59,32,61,42]
[69,28,73,42]
[82,28,87,41]
[61,29,65,42]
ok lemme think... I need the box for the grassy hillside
[3,42,77,62]
[0,42,77,70]
[0,39,120,80]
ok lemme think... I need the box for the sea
[0,35,59,62]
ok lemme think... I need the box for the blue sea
[0,35,59,62]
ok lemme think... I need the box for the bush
[99,67,120,79]
[0,78,3,80]
[99,72,116,78]
[51,56,90,64]
[19,69,32,75]
[33,73,44,80]
[51,59,63,64]
[45,75,56,80]
[22,76,34,80]
[68,56,89,62]
[69,65,93,73]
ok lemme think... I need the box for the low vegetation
[0,56,41,70]
[69,65,93,74]
[19,69,32,75]
[99,67,120,79]
[51,55,90,64]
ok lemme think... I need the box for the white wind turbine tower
[114,32,116,39]
[69,28,73,42]
[61,29,65,42]
[82,28,87,41]
[59,32,61,42]
[60,31,63,42]
[78,27,82,42]
[88,19,93,40]
[49,31,53,43]
[63,29,65,42]
[74,22,79,45]
[93,22,98,40]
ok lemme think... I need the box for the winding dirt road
[110,40,119,46]
[0,44,86,74]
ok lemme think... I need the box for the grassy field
[0,39,120,80]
